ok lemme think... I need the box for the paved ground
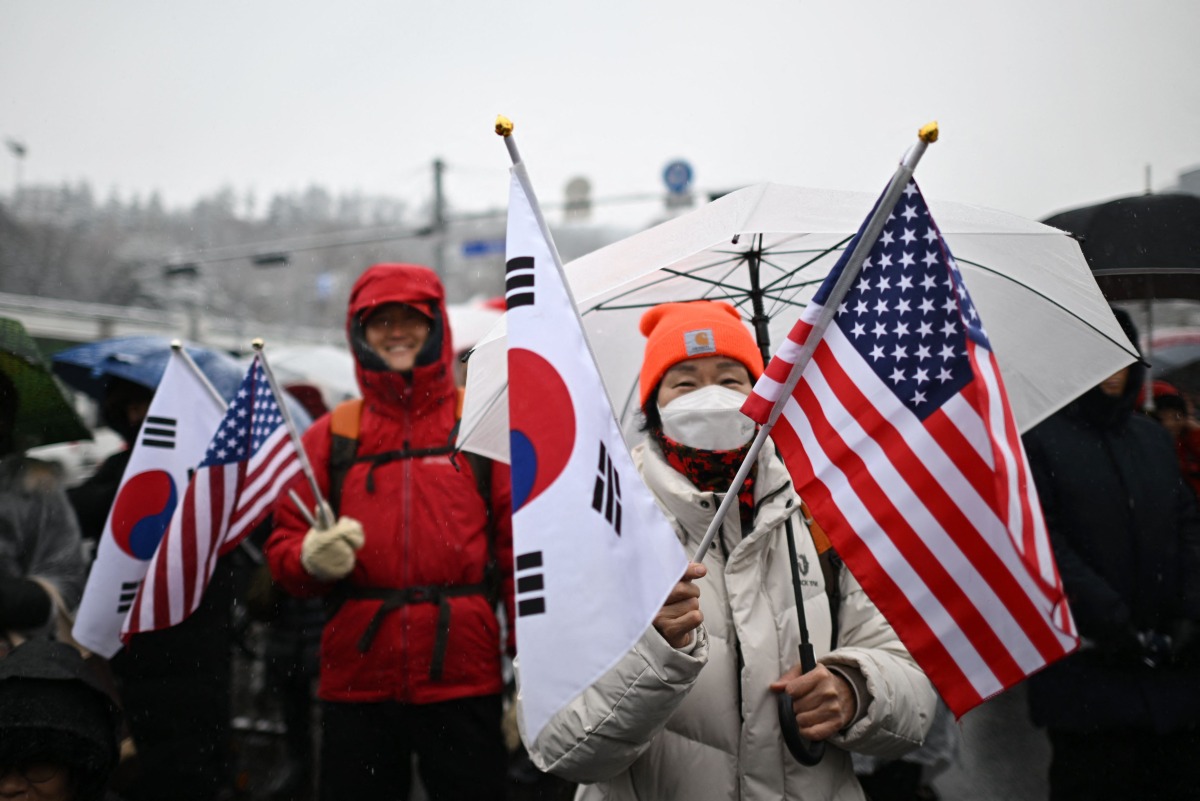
[931,683,1051,801]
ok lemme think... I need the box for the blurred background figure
[66,377,154,546]
[1140,379,1200,500]
[0,638,121,801]
[0,320,88,655]
[54,346,239,801]
[1022,309,1200,801]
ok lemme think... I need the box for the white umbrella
[459,182,1137,463]
[264,344,359,407]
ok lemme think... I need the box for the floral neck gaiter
[653,429,757,533]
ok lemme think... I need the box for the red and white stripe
[123,425,299,638]
[744,303,1077,715]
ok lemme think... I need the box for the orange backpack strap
[800,501,833,554]
[800,499,843,649]
[328,399,365,516]
[331,398,364,440]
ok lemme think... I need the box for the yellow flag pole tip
[919,121,939,143]
[495,115,514,137]
[251,338,265,350]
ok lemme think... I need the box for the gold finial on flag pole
[919,121,939,143]
[495,115,514,137]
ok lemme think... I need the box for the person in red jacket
[266,263,514,801]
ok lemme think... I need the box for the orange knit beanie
[638,301,764,407]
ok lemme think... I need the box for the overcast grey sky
[3,0,1198,223]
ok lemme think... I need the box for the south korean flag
[504,164,688,745]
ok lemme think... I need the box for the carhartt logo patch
[684,329,716,356]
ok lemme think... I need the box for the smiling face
[363,303,432,372]
[656,356,754,408]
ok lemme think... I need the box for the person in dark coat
[1022,308,1200,801]
[66,376,235,801]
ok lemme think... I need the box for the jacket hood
[1071,307,1146,429]
[345,263,456,410]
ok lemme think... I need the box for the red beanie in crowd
[638,301,763,407]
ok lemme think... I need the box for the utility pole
[432,158,446,275]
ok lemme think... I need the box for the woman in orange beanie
[522,300,935,801]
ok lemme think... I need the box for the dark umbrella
[51,336,312,429]
[0,317,92,451]
[1041,193,1200,301]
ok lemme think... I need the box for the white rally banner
[505,166,689,745]
[73,351,225,657]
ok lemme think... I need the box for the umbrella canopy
[52,336,313,429]
[459,182,1136,462]
[0,317,92,451]
[259,344,359,405]
[1041,193,1200,301]
[447,297,506,354]
[53,336,248,402]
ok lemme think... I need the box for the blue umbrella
[52,336,312,430]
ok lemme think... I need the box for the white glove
[300,515,365,582]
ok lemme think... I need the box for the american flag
[123,356,300,638]
[742,179,1078,716]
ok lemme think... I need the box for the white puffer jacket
[521,439,936,801]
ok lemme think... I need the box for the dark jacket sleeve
[1024,430,1132,640]
[1174,471,1200,619]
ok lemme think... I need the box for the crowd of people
[2,261,1199,801]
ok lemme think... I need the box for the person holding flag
[523,300,935,801]
[265,263,514,801]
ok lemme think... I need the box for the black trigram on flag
[117,580,140,614]
[515,550,546,617]
[505,256,535,309]
[592,442,622,535]
[141,416,178,449]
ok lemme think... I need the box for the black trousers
[1048,728,1200,801]
[320,694,506,801]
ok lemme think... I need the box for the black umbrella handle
[777,641,826,766]
[778,513,826,766]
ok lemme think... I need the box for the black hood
[1071,307,1145,429]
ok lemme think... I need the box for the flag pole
[171,340,226,411]
[495,115,615,402]
[252,339,332,529]
[692,122,940,563]
[496,116,572,304]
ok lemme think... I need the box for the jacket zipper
[400,383,413,700]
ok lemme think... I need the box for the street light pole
[5,139,27,194]
[432,157,446,275]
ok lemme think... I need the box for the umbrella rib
[587,266,753,313]
[955,258,1142,359]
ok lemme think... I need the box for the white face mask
[658,385,756,451]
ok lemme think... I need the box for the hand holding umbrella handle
[777,642,826,766]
